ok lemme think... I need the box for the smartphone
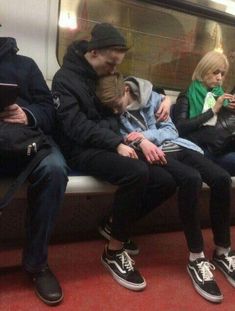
[0,83,19,111]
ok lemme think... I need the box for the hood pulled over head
[124,76,152,110]
[0,37,18,58]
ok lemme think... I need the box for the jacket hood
[63,40,98,80]
[0,37,18,58]
[124,76,152,110]
[64,40,88,62]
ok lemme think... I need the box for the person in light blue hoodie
[96,73,235,305]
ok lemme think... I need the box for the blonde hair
[192,51,229,81]
[96,72,125,108]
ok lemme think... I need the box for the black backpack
[0,122,52,214]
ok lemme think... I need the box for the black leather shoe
[30,266,63,305]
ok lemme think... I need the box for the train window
[58,0,235,91]
[183,0,235,16]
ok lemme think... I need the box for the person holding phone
[0,37,68,305]
[172,51,235,175]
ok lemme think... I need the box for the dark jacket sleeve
[52,76,123,151]
[172,92,214,136]
[17,58,55,134]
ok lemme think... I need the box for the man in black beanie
[87,23,127,51]
[52,23,175,291]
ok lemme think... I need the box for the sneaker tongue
[116,248,125,255]
[196,258,206,263]
[229,250,235,256]
[107,247,125,256]
[195,258,210,267]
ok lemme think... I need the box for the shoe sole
[101,256,146,291]
[213,260,235,288]
[35,290,64,306]
[187,267,223,303]
[98,227,140,256]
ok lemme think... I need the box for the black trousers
[74,150,176,242]
[163,149,231,253]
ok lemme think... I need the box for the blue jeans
[0,146,68,272]
[204,150,235,176]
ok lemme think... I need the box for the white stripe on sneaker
[105,258,127,274]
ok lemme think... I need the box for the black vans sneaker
[187,258,223,303]
[213,250,235,287]
[98,221,139,255]
[101,246,146,291]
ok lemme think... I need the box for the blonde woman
[172,50,235,174]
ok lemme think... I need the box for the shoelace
[117,251,135,272]
[225,254,235,272]
[197,261,215,282]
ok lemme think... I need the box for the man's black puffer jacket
[52,40,123,167]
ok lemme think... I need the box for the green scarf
[187,80,229,118]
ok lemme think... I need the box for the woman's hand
[155,96,172,122]
[226,94,235,110]
[213,94,234,114]
[117,143,138,159]
[139,139,167,165]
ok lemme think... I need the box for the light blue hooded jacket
[119,76,203,154]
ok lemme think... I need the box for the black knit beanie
[87,23,127,51]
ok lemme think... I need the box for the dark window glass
[58,0,235,91]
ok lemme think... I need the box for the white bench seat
[0,176,118,199]
[0,175,235,200]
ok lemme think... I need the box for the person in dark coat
[52,23,176,291]
[0,37,68,305]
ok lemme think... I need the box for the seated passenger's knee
[183,172,202,189]
[164,176,177,196]
[214,171,231,189]
[37,158,68,187]
[129,160,149,185]
[48,163,68,181]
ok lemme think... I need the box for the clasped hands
[117,131,167,165]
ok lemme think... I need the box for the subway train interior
[1,0,235,310]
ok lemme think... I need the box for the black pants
[74,150,176,242]
[163,149,231,253]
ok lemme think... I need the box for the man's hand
[0,104,28,124]
[125,132,145,143]
[117,143,138,159]
[139,139,167,165]
[155,96,171,122]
